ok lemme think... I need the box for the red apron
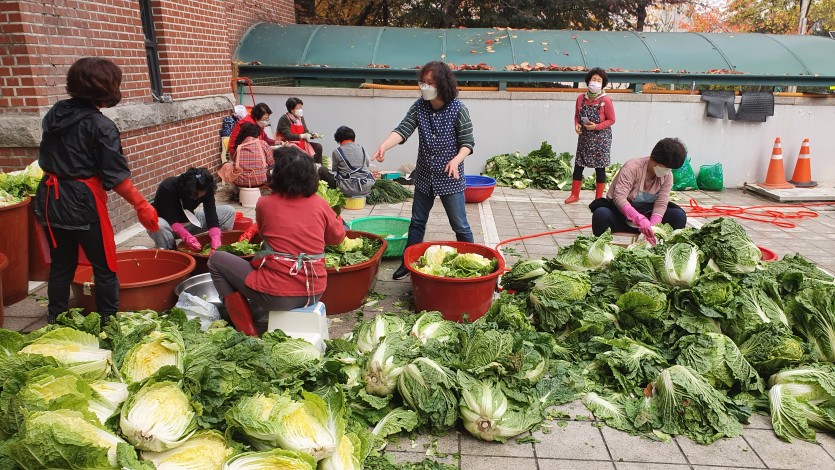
[44,174,118,272]
[289,121,316,157]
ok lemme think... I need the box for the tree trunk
[635,3,647,31]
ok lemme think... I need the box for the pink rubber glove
[636,216,657,245]
[208,227,222,251]
[172,223,201,251]
[621,205,641,224]
[649,214,663,226]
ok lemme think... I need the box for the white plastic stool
[267,302,329,352]
[239,187,261,208]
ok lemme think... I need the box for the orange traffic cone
[789,138,817,188]
[759,137,794,189]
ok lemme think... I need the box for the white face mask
[419,83,438,101]
[587,82,602,94]
[654,165,672,178]
[293,109,304,117]
[258,119,270,128]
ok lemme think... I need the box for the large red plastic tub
[177,230,262,275]
[758,246,778,262]
[320,230,387,315]
[0,197,30,305]
[404,241,505,322]
[464,175,497,203]
[71,249,195,313]
[0,253,8,326]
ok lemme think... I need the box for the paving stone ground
[6,185,835,469]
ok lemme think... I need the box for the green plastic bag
[672,157,697,191]
[696,163,724,191]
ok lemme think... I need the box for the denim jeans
[405,189,473,257]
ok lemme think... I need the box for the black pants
[574,165,606,183]
[591,202,687,236]
[48,223,118,320]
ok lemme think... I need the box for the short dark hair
[269,147,318,197]
[251,103,272,120]
[585,67,609,88]
[66,57,122,108]
[234,123,262,148]
[334,126,355,143]
[177,167,215,200]
[285,97,303,113]
[419,61,458,104]
[650,138,687,170]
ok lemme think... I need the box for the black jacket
[33,98,131,229]
[151,177,220,229]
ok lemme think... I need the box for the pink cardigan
[606,157,673,220]
[574,93,616,130]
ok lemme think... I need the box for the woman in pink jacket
[589,138,688,245]
[565,67,616,204]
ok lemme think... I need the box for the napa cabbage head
[335,237,363,252]
[363,336,411,397]
[692,218,762,274]
[457,371,540,442]
[267,337,323,378]
[119,329,184,384]
[273,392,339,461]
[225,393,288,448]
[222,448,316,470]
[652,243,701,287]
[397,357,459,432]
[355,314,407,353]
[420,245,456,267]
[530,270,591,304]
[410,311,458,344]
[737,325,806,377]
[449,252,497,277]
[19,327,111,379]
[120,380,197,452]
[501,258,548,292]
[615,281,669,322]
[318,433,363,470]
[142,430,234,470]
[16,367,122,425]
[8,409,126,469]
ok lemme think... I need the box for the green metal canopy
[236,24,835,86]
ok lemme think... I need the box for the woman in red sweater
[565,67,616,204]
[207,147,346,335]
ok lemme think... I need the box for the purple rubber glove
[208,227,222,251]
[172,223,201,251]
[649,214,663,226]
[636,216,657,245]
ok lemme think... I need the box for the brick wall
[1,0,296,229]
[0,0,151,114]
[108,111,228,232]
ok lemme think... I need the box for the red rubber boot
[564,180,582,204]
[223,292,258,336]
[595,182,606,200]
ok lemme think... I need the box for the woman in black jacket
[34,57,160,324]
[149,168,235,251]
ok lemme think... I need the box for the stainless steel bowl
[175,273,222,307]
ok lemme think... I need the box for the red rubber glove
[208,227,222,250]
[239,223,259,242]
[649,214,663,226]
[113,179,159,232]
[172,223,201,251]
[621,205,642,225]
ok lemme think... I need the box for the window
[139,0,163,98]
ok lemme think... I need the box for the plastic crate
[349,216,411,259]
